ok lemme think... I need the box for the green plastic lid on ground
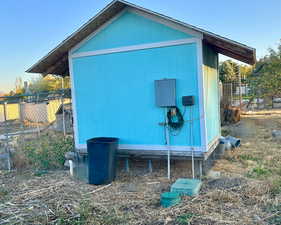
[160,192,181,208]
[171,178,202,196]
[161,192,180,199]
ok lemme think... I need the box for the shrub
[0,186,8,196]
[270,178,281,195]
[265,204,281,225]
[176,213,195,225]
[247,166,271,178]
[19,132,73,170]
[0,186,9,203]
[239,154,259,162]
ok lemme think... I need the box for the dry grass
[0,110,281,224]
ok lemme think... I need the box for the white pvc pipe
[191,149,195,179]
[191,106,195,179]
[165,108,171,180]
[69,160,74,176]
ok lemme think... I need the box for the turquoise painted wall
[74,10,193,54]
[72,43,201,147]
[203,44,220,144]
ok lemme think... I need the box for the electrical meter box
[154,79,176,107]
[182,96,195,106]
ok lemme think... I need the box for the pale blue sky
[0,0,280,93]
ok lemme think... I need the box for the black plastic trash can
[87,137,119,185]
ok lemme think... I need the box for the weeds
[57,200,131,225]
[176,213,195,225]
[90,207,129,225]
[0,186,8,197]
[265,204,281,225]
[0,186,9,203]
[221,129,230,137]
[252,166,271,176]
[223,153,238,162]
[247,166,271,178]
[270,178,281,195]
[56,215,85,225]
[18,132,73,170]
[277,167,281,176]
[209,190,239,203]
[239,154,259,162]
[33,170,48,177]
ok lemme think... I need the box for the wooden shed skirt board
[77,137,219,160]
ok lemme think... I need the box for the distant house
[20,99,69,123]
[27,0,255,173]
[0,99,70,124]
[0,103,19,123]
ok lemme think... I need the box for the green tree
[29,76,52,93]
[28,75,71,93]
[219,60,239,82]
[248,40,281,98]
[219,60,252,83]
[14,77,25,95]
[240,64,253,82]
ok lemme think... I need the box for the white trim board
[76,143,204,152]
[196,39,208,152]
[204,135,220,160]
[217,54,222,137]
[71,38,198,58]
[68,52,80,147]
[208,135,220,149]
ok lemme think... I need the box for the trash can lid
[87,137,119,143]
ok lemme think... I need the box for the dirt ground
[1,110,281,225]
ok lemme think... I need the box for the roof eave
[203,34,256,65]
[26,0,127,75]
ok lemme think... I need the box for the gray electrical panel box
[154,79,176,107]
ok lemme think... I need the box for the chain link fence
[221,82,281,111]
[220,79,281,125]
[221,82,247,108]
[0,89,73,170]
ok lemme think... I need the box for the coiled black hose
[167,106,184,130]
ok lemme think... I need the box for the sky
[0,0,281,93]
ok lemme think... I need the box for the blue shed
[27,0,255,174]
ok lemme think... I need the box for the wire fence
[0,89,73,170]
[221,82,281,111]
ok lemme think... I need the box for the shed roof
[26,0,256,76]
